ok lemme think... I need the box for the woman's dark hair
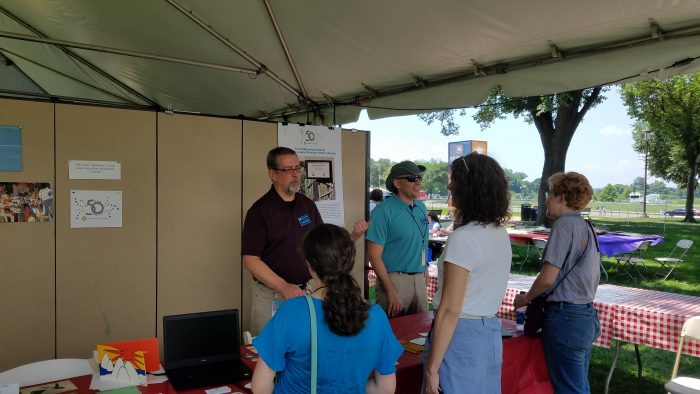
[303,223,369,336]
[369,188,384,203]
[428,211,439,222]
[449,153,511,228]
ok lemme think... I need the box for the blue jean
[422,316,502,394]
[542,302,601,394]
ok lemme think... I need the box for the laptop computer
[163,309,252,391]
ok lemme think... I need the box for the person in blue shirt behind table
[251,223,404,394]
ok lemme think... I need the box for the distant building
[629,192,663,204]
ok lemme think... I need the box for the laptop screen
[163,309,241,370]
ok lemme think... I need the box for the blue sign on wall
[0,125,22,171]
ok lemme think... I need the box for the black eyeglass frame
[273,165,304,173]
[396,174,423,182]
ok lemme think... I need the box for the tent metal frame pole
[0,47,140,105]
[0,88,151,109]
[260,23,700,121]
[0,31,260,75]
[262,0,308,100]
[0,5,159,108]
[164,0,305,101]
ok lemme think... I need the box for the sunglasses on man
[396,174,422,182]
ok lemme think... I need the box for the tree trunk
[683,154,698,223]
[530,88,602,227]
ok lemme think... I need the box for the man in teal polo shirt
[367,161,429,317]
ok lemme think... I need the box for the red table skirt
[391,312,552,394]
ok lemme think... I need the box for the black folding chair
[615,240,652,280]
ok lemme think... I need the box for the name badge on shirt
[298,214,311,227]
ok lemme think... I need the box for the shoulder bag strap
[545,217,599,296]
[304,295,318,394]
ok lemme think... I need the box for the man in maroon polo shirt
[242,146,367,335]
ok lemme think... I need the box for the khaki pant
[376,272,428,317]
[250,280,277,337]
[249,279,314,336]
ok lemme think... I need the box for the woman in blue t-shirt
[251,223,404,394]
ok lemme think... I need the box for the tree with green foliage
[622,74,700,222]
[631,177,645,193]
[596,184,632,202]
[369,158,394,188]
[648,180,670,195]
[419,87,604,226]
[597,184,620,202]
[503,168,529,193]
[416,159,449,197]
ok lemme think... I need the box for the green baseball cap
[385,161,426,193]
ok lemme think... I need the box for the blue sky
[346,86,666,189]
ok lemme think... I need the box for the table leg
[604,340,621,394]
[634,344,642,380]
[599,259,608,282]
[604,340,643,394]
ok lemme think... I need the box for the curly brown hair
[548,172,593,210]
[449,153,511,227]
[302,223,369,336]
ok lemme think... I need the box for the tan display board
[54,105,157,358]
[0,99,55,371]
[341,130,368,287]
[157,113,243,343]
[240,121,277,333]
[0,98,368,370]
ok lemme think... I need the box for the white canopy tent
[0,0,699,124]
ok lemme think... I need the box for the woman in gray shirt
[513,172,601,394]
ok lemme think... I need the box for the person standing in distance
[366,161,429,317]
[242,147,367,335]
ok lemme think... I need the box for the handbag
[304,295,318,394]
[523,219,599,337]
[524,293,548,337]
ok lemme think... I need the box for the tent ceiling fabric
[0,1,699,125]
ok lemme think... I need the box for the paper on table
[0,384,18,394]
[19,380,76,394]
[205,386,232,394]
[100,386,141,394]
[0,359,92,387]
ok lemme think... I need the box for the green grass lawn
[513,217,700,393]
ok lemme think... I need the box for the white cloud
[599,125,627,137]
[584,162,602,170]
[430,145,445,155]
[615,159,636,171]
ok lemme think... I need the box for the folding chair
[614,240,652,280]
[655,239,693,280]
[510,239,530,271]
[532,238,547,263]
[665,316,700,393]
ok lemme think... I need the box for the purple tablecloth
[598,233,664,256]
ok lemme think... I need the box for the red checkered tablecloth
[498,274,700,357]
[367,269,439,301]
[368,270,700,357]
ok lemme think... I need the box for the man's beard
[287,182,300,194]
